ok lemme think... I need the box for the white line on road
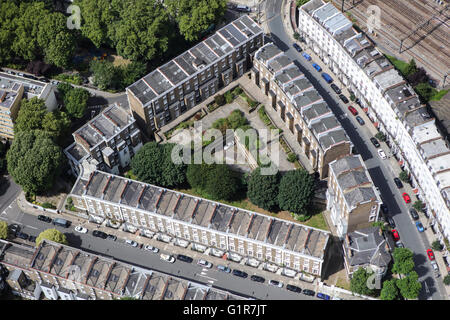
[195,273,218,282]
[12,221,21,224]
[26,225,38,230]
[0,217,8,221]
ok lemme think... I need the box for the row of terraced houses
[298,0,450,241]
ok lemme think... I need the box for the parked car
[286,284,302,293]
[235,4,251,12]
[393,177,403,189]
[74,226,88,234]
[321,73,333,83]
[293,43,302,52]
[52,218,70,228]
[387,216,396,228]
[37,215,52,223]
[348,105,358,116]
[160,254,175,263]
[370,137,380,148]
[431,260,440,277]
[197,259,213,268]
[92,230,108,239]
[402,193,411,204]
[355,116,365,125]
[8,224,20,236]
[125,239,139,247]
[28,235,37,243]
[426,249,435,261]
[232,269,248,278]
[409,208,419,220]
[377,149,387,159]
[380,204,389,215]
[250,275,265,283]
[302,52,311,61]
[330,83,341,94]
[16,232,29,240]
[416,221,425,232]
[177,254,193,263]
[317,292,331,300]
[217,265,231,273]
[268,280,283,288]
[143,245,159,253]
[302,289,315,296]
[312,63,322,72]
[339,94,349,104]
[391,229,400,241]
[106,234,117,241]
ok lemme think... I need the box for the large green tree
[166,0,227,42]
[396,271,422,300]
[204,164,242,201]
[131,142,186,188]
[89,60,120,90]
[63,87,90,119]
[277,169,314,215]
[0,0,19,65]
[14,97,48,133]
[392,247,415,275]
[350,267,377,296]
[36,228,68,247]
[0,221,8,240]
[6,130,64,194]
[380,279,399,300]
[247,167,280,211]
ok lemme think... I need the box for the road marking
[12,221,21,224]
[27,226,38,230]
[195,273,218,282]
[0,217,8,221]
[202,268,209,272]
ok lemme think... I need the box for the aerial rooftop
[0,72,47,97]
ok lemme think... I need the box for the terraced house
[68,170,331,277]
[126,15,263,137]
[64,103,143,177]
[298,0,450,240]
[0,239,245,300]
[252,42,352,178]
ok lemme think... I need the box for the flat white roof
[413,122,442,144]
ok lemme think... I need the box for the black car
[393,178,403,189]
[370,137,380,148]
[293,43,302,52]
[380,204,389,215]
[339,94,349,104]
[286,284,302,293]
[250,275,265,283]
[8,224,20,236]
[37,215,52,223]
[355,116,365,125]
[177,254,193,263]
[330,83,341,94]
[92,230,108,239]
[17,232,29,240]
[28,235,37,243]
[106,234,117,241]
[409,208,419,220]
[387,216,396,228]
[232,269,248,278]
[302,289,315,296]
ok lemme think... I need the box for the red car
[348,105,358,116]
[402,192,411,204]
[391,229,400,241]
[427,249,435,261]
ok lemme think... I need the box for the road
[263,0,446,300]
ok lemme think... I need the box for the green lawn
[384,54,409,76]
[301,212,329,230]
[430,89,449,101]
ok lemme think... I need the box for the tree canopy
[0,221,8,240]
[247,167,280,211]
[7,130,64,194]
[396,271,422,300]
[380,279,399,300]
[349,267,377,297]
[63,87,90,119]
[277,169,314,215]
[391,247,415,275]
[36,228,68,247]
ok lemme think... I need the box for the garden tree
[131,142,186,188]
[0,0,19,65]
[26,60,51,77]
[396,271,422,300]
[404,59,418,77]
[14,97,47,133]
[375,132,386,142]
[212,118,230,135]
[247,167,280,211]
[412,200,423,212]
[63,87,90,119]
[109,0,174,61]
[431,240,443,251]
[278,169,314,215]
[119,61,147,89]
[89,60,120,90]
[444,275,450,286]
[391,247,415,275]
[380,279,399,300]
[214,94,225,107]
[166,0,227,42]
[227,110,248,130]
[186,163,211,191]
[399,170,410,183]
[414,82,435,102]
[204,164,242,201]
[57,82,73,97]
[36,228,68,247]
[350,267,377,296]
[372,222,386,231]
[407,67,428,87]
[0,221,8,240]
[42,111,72,142]
[6,130,63,194]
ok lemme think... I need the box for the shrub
[291,212,311,222]
[42,202,56,209]
[232,87,243,96]
[375,132,386,142]
[431,240,443,251]
[224,91,234,104]
[444,275,450,286]
[287,153,297,163]
[214,94,225,107]
[399,170,410,183]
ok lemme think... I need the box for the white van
[236,5,251,12]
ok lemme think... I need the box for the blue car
[293,43,302,52]
[416,221,424,232]
[321,73,333,83]
[302,52,311,61]
[317,292,331,300]
[312,63,322,72]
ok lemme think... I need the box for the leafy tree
[131,142,186,188]
[396,271,421,300]
[212,118,230,135]
[414,82,435,102]
[296,0,310,7]
[247,167,280,211]
[0,221,8,240]
[350,268,377,296]
[63,87,90,119]
[380,279,399,300]
[399,170,410,183]
[444,275,450,286]
[36,228,68,247]
[227,110,248,130]
[42,111,72,142]
[431,240,443,251]
[407,67,428,87]
[412,200,423,213]
[404,59,418,77]
[375,132,386,142]
[372,221,386,231]
[14,98,48,133]
[278,169,314,215]
[187,163,211,191]
[57,82,74,97]
[392,247,415,275]
[6,130,63,194]
[214,94,225,107]
[166,0,227,42]
[204,164,241,201]
[90,60,120,90]
[119,61,147,89]
[0,1,19,65]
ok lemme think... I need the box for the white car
[125,239,139,247]
[74,226,88,234]
[143,244,159,253]
[197,259,213,268]
[377,149,387,159]
[160,254,175,263]
[268,279,283,288]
